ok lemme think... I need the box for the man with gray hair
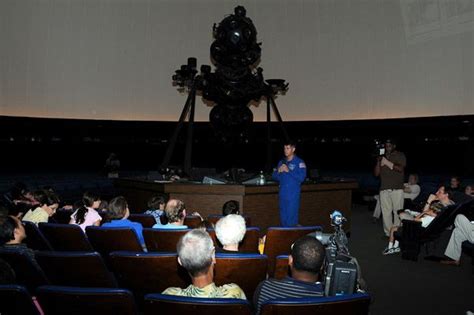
[162,229,246,299]
[215,214,246,252]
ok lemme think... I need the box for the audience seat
[35,251,118,287]
[264,226,321,276]
[143,228,192,252]
[50,209,74,224]
[260,292,371,315]
[208,227,260,253]
[38,223,93,251]
[207,214,252,227]
[183,215,202,228]
[0,285,41,315]
[36,285,138,315]
[0,250,49,292]
[22,221,53,251]
[86,226,144,259]
[214,253,267,299]
[109,251,190,302]
[129,214,156,228]
[144,293,252,315]
[273,255,290,280]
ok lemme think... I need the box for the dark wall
[0,115,473,177]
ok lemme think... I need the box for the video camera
[313,210,366,296]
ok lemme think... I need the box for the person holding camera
[374,139,406,237]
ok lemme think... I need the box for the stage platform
[114,178,358,233]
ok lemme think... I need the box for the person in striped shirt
[253,236,325,314]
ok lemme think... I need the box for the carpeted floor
[348,204,474,315]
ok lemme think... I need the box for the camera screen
[379,148,385,156]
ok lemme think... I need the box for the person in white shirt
[69,192,102,232]
[372,173,421,221]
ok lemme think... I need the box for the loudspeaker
[325,261,357,296]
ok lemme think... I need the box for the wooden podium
[114,179,358,233]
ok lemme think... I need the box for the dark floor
[349,204,474,315]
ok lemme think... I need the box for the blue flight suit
[272,155,307,226]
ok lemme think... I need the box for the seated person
[441,214,474,266]
[102,196,145,246]
[253,236,325,315]
[449,176,462,192]
[144,194,167,224]
[153,199,188,229]
[383,185,454,255]
[465,185,473,197]
[222,200,240,216]
[0,215,40,269]
[69,192,102,232]
[22,189,59,225]
[215,214,246,252]
[162,229,246,299]
[8,182,39,217]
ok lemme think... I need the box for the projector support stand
[265,94,290,172]
[161,85,197,176]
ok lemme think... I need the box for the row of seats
[23,221,320,276]
[0,284,371,315]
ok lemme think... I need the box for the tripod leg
[269,95,290,142]
[161,87,194,170]
[266,96,272,172]
[184,87,196,175]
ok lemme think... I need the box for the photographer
[374,139,406,237]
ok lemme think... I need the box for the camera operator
[374,139,406,237]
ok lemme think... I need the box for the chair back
[214,253,267,299]
[129,214,156,228]
[208,227,260,253]
[0,285,41,315]
[109,251,190,302]
[273,255,290,280]
[35,251,118,287]
[183,215,202,228]
[144,293,252,315]
[36,285,138,315]
[0,249,49,292]
[22,221,53,251]
[39,223,93,251]
[51,209,73,224]
[207,215,252,227]
[86,226,143,258]
[143,228,191,252]
[260,292,371,315]
[264,226,321,276]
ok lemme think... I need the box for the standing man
[272,141,306,226]
[374,139,406,237]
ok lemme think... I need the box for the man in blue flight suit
[272,141,307,226]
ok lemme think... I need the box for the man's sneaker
[382,247,400,255]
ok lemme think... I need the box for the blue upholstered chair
[260,292,371,315]
[0,285,41,315]
[38,223,93,251]
[144,293,252,315]
[36,285,138,315]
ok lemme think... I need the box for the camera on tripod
[313,210,363,296]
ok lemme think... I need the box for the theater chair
[0,250,49,293]
[86,226,144,260]
[129,214,156,228]
[214,253,267,298]
[183,215,202,228]
[0,285,41,315]
[395,199,474,261]
[35,251,118,288]
[144,294,252,315]
[109,251,190,304]
[208,227,260,253]
[264,226,322,277]
[207,214,252,227]
[50,209,74,224]
[22,221,53,251]
[38,223,93,251]
[143,228,192,252]
[36,285,138,315]
[260,292,371,315]
[273,255,290,280]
